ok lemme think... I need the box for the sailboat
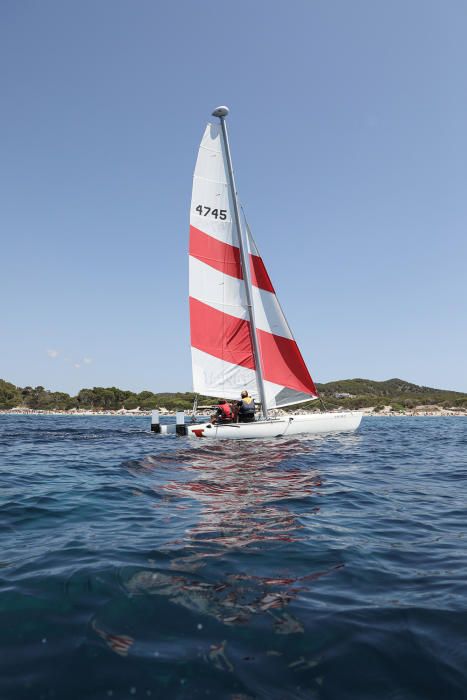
[157,106,362,439]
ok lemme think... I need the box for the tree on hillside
[0,380,22,409]
[25,386,47,409]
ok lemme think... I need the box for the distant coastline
[0,406,465,418]
[1,377,466,416]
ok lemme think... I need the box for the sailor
[212,399,233,424]
[236,390,256,423]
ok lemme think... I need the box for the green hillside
[1,378,466,412]
[313,378,467,411]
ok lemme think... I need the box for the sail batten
[189,121,319,409]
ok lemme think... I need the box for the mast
[212,106,269,418]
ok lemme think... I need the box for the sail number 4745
[195,205,227,220]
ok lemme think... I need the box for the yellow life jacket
[239,395,255,415]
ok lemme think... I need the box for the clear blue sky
[1,0,466,394]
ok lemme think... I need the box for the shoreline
[0,407,465,418]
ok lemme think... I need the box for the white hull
[159,412,362,439]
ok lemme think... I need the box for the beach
[1,406,465,418]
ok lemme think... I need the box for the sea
[1,414,466,700]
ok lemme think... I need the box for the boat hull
[159,412,362,439]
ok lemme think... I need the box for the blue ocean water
[1,415,467,700]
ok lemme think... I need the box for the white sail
[189,123,258,400]
[189,122,319,408]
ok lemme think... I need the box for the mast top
[212,105,229,118]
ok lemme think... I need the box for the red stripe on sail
[250,254,275,293]
[190,297,256,370]
[189,226,242,280]
[189,226,275,293]
[258,329,318,396]
[190,299,316,395]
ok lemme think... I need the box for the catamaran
[155,106,362,439]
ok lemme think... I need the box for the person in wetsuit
[236,390,256,423]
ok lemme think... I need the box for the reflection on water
[92,619,135,656]
[92,439,345,685]
[163,441,322,553]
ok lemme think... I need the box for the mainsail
[189,122,318,409]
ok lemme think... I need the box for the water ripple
[1,414,466,699]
